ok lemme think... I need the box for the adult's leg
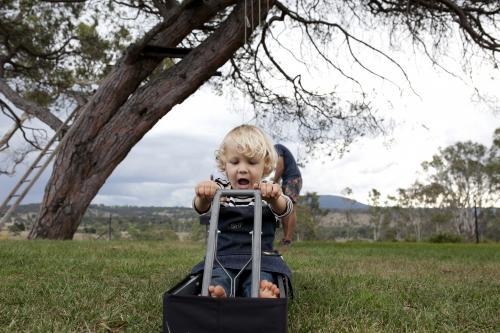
[282,177,302,243]
[282,205,297,242]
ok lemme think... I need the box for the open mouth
[237,178,250,187]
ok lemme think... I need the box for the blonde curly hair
[216,125,277,177]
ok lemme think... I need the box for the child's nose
[237,166,248,174]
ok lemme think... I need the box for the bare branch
[0,112,30,152]
[275,1,417,94]
[0,79,63,132]
[0,100,45,150]
[368,0,500,52]
[0,146,37,176]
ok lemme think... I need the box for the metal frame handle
[201,189,262,298]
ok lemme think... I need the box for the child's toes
[209,285,227,298]
[272,284,280,297]
[259,280,279,298]
[260,280,272,290]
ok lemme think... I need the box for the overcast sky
[1,49,498,208]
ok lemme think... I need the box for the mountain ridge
[9,194,369,213]
[318,195,369,211]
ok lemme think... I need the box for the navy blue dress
[191,205,292,280]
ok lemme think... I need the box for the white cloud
[299,66,499,204]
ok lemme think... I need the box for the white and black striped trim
[269,194,293,219]
[193,178,293,219]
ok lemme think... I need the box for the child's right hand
[195,180,219,203]
[194,180,219,213]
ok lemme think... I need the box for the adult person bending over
[273,144,302,245]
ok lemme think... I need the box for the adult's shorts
[282,177,302,203]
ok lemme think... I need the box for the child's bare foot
[208,285,227,298]
[259,280,280,298]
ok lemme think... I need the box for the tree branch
[152,0,180,20]
[0,112,30,152]
[0,99,44,150]
[0,79,63,132]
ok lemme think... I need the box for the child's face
[223,141,265,190]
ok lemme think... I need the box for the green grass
[1,241,499,332]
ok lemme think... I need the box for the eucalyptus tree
[367,188,383,241]
[411,129,499,238]
[486,128,500,196]
[340,187,355,238]
[296,192,325,241]
[0,1,498,239]
[0,2,113,174]
[395,188,422,240]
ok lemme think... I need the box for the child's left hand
[253,182,282,202]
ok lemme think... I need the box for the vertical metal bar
[200,189,262,297]
[201,190,262,298]
[201,190,222,296]
[250,190,262,298]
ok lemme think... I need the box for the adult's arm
[273,156,284,183]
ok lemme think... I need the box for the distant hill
[318,195,369,211]
[8,196,368,217]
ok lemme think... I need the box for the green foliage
[189,221,207,242]
[76,205,197,240]
[486,128,500,196]
[428,233,463,243]
[295,208,317,240]
[1,1,134,106]
[418,138,495,209]
[9,201,500,243]
[383,227,399,242]
[429,209,454,225]
[82,226,96,234]
[390,129,500,240]
[7,222,25,234]
[316,225,373,241]
[368,188,392,241]
[128,225,179,241]
[296,192,327,240]
[480,208,500,241]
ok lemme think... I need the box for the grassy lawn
[0,240,499,332]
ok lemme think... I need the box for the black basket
[163,273,289,333]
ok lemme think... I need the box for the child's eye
[229,159,238,164]
[249,159,258,165]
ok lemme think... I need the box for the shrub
[83,226,97,234]
[8,222,25,234]
[404,236,417,242]
[128,226,179,241]
[428,233,463,243]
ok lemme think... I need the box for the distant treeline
[295,193,499,243]
[6,199,498,243]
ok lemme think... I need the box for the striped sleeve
[269,194,293,219]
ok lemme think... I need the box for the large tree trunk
[29,0,274,239]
